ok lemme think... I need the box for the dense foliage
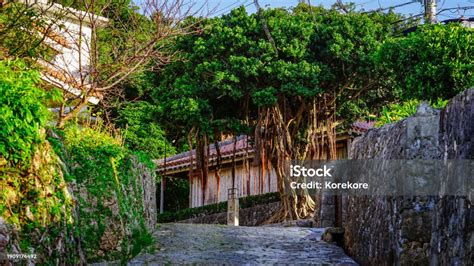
[60,123,154,262]
[0,60,49,165]
[1,1,161,263]
[0,60,74,264]
[117,101,176,158]
[0,58,154,266]
[0,2,53,59]
[153,4,407,144]
[377,24,473,101]
[375,98,448,126]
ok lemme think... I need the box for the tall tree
[154,3,407,220]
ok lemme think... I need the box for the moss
[1,122,156,264]
[60,123,155,263]
[1,139,76,264]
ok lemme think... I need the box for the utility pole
[424,0,437,24]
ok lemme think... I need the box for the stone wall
[0,218,9,265]
[430,89,473,264]
[0,152,157,264]
[343,89,473,265]
[131,157,157,230]
[179,202,280,226]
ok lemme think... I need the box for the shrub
[376,98,448,126]
[0,59,48,165]
[117,101,176,159]
[377,24,474,101]
[61,122,155,262]
[0,60,77,264]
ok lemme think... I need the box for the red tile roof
[156,135,252,173]
[352,120,376,133]
[156,121,375,173]
[33,24,71,49]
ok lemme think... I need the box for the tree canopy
[154,4,406,141]
[151,4,409,219]
[377,23,473,101]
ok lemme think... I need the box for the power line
[213,0,252,17]
[211,1,474,20]
[437,5,474,15]
[392,5,474,24]
[362,1,418,14]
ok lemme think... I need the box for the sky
[187,0,474,20]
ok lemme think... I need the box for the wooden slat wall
[190,163,279,208]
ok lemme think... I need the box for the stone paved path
[128,223,358,265]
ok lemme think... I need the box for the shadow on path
[128,223,357,265]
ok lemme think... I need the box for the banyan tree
[154,3,409,221]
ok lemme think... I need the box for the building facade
[29,0,108,104]
[156,121,374,209]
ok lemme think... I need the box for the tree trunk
[56,98,89,128]
[260,98,337,223]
